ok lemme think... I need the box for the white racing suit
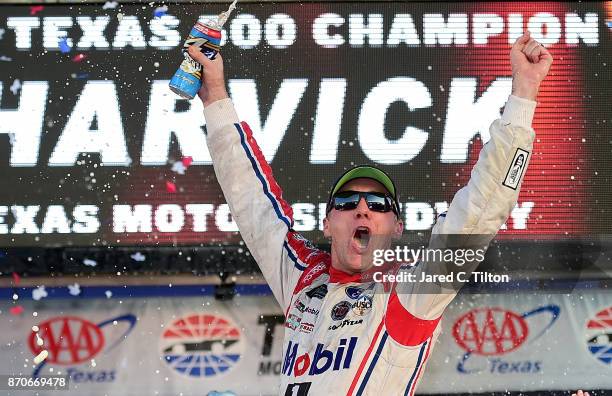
[203,95,536,395]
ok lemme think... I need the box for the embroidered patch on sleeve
[502,148,529,190]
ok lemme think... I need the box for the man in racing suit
[188,32,552,395]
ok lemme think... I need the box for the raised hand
[510,31,554,101]
[186,45,229,107]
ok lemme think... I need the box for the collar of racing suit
[329,261,402,284]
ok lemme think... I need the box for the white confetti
[83,258,97,267]
[10,79,21,95]
[171,161,186,175]
[130,252,146,262]
[31,325,39,332]
[33,350,48,365]
[68,283,81,296]
[12,293,18,300]
[117,13,123,22]
[102,1,118,9]
[105,290,113,299]
[91,359,96,367]
[32,286,48,301]
[35,333,44,347]
[0,56,13,62]
[0,28,5,40]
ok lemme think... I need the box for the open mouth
[353,226,371,250]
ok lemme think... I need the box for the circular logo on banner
[331,301,352,321]
[451,305,561,375]
[161,314,243,378]
[586,306,612,366]
[27,314,137,376]
[352,295,373,316]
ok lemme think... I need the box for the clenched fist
[510,31,554,101]
[187,45,229,107]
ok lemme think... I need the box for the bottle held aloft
[168,0,237,99]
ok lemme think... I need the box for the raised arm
[188,47,323,309]
[386,32,553,344]
[435,31,552,236]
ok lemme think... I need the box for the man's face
[323,178,403,274]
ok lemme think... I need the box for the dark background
[0,2,611,248]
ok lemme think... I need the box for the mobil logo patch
[28,314,137,376]
[282,337,357,377]
[161,314,243,378]
[586,306,612,366]
[452,305,560,375]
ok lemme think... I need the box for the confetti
[33,350,49,365]
[105,290,113,299]
[29,5,44,16]
[10,79,21,95]
[117,13,124,22]
[58,38,71,53]
[153,5,168,18]
[0,56,13,62]
[68,283,81,296]
[32,286,48,301]
[102,1,118,9]
[130,252,146,262]
[83,258,97,267]
[165,181,177,193]
[182,156,193,168]
[70,73,90,80]
[0,28,5,40]
[32,325,39,332]
[171,161,186,175]
[71,53,87,62]
[9,306,24,316]
[12,272,20,285]
[172,156,193,175]
[35,333,43,347]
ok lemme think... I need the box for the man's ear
[393,220,404,239]
[323,216,330,238]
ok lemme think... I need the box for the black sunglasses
[328,191,399,215]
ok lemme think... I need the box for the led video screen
[0,2,610,247]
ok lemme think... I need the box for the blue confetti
[154,6,168,18]
[58,38,71,53]
[70,73,90,80]
[607,20,612,30]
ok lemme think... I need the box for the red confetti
[165,181,177,193]
[12,272,20,285]
[71,54,87,62]
[9,306,24,316]
[29,5,44,15]
[181,156,193,168]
